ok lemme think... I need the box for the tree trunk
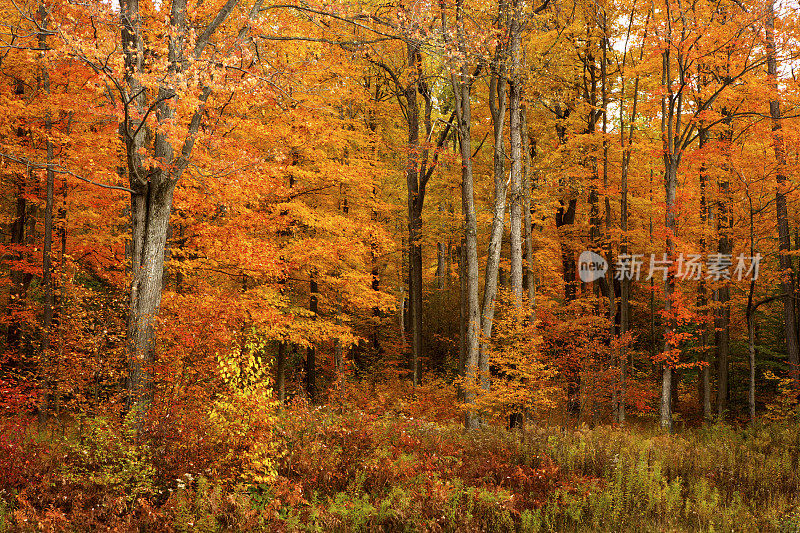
[478,22,509,390]
[305,276,318,403]
[55,177,67,421]
[333,338,343,378]
[659,29,684,431]
[458,241,466,403]
[436,204,446,290]
[617,0,646,426]
[551,100,578,303]
[599,20,618,421]
[694,125,713,421]
[508,0,524,304]
[446,237,453,288]
[619,145,630,425]
[38,3,55,428]
[660,154,678,433]
[370,187,381,358]
[586,41,601,286]
[715,113,733,418]
[120,0,244,421]
[276,342,286,403]
[5,174,34,357]
[766,0,800,391]
[556,199,578,302]
[747,304,756,421]
[449,0,481,429]
[398,287,406,338]
[126,180,176,415]
[505,0,525,429]
[649,172,657,373]
[522,107,536,320]
[460,119,480,430]
[408,169,423,388]
[405,42,424,388]
[746,203,758,423]
[618,69,640,425]
[715,274,731,419]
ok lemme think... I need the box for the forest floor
[3,400,800,532]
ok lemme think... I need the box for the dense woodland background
[3,0,800,530]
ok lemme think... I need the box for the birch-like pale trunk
[508,0,524,305]
[447,0,481,429]
[478,0,509,391]
[660,40,681,432]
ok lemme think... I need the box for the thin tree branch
[0,153,135,194]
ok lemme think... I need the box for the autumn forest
[2,0,800,530]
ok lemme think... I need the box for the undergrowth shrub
[143,400,221,493]
[6,415,163,531]
[167,475,260,533]
[270,405,561,530]
[59,416,156,504]
[0,417,49,495]
[528,422,800,531]
[6,400,800,531]
[335,375,461,423]
[207,347,280,486]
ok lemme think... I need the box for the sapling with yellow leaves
[466,291,559,425]
[208,330,280,485]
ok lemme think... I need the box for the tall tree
[616,2,648,424]
[357,30,452,387]
[445,0,481,428]
[37,1,55,426]
[649,0,764,430]
[117,0,257,420]
[479,0,510,391]
[508,0,525,305]
[766,0,800,392]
